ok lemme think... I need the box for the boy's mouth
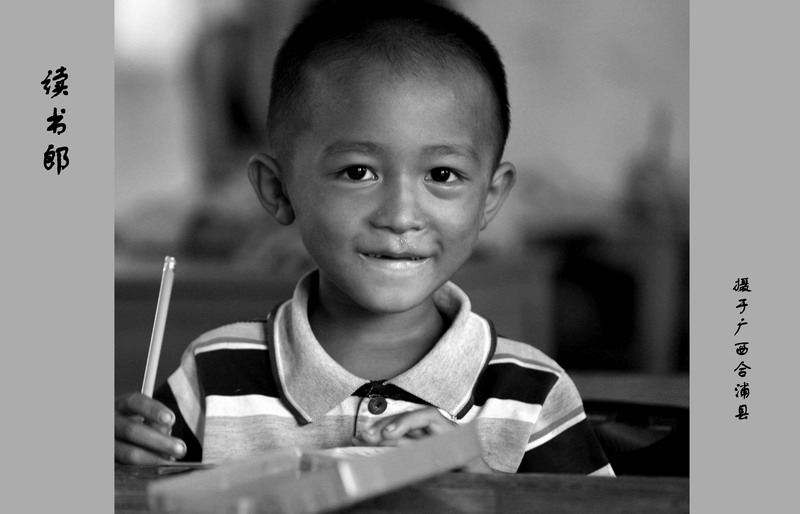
[359,252,431,271]
[362,253,426,261]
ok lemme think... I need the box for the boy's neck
[307,283,447,381]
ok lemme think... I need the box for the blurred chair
[572,372,689,477]
[584,400,688,477]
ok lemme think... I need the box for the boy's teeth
[367,253,421,260]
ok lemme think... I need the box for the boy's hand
[114,392,187,464]
[354,406,495,473]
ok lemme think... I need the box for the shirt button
[368,396,387,414]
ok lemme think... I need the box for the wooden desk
[116,465,689,513]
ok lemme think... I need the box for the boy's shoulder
[487,333,583,410]
[490,334,565,380]
[183,319,269,356]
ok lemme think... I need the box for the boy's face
[259,61,514,316]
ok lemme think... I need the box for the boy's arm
[516,372,613,475]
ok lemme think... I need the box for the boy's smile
[257,60,514,319]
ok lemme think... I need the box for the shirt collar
[267,270,495,424]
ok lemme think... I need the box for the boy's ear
[247,153,295,225]
[481,161,516,230]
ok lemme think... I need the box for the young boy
[115,0,613,476]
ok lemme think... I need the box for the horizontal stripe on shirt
[473,362,560,406]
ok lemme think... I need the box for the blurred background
[115,0,689,402]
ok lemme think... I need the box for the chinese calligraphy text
[732,277,752,420]
[41,66,70,175]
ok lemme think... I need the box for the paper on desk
[147,424,483,514]
[312,445,396,459]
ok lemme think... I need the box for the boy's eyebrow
[322,141,382,156]
[422,143,480,163]
[322,141,480,163]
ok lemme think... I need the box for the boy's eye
[341,166,378,181]
[427,168,459,183]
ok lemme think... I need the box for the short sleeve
[516,372,614,476]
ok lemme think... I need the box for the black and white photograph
[5,1,798,512]
[113,1,690,510]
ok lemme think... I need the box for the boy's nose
[370,177,426,234]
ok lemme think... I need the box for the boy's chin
[316,269,445,316]
[351,287,438,316]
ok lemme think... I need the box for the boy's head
[249,0,516,315]
[266,0,510,164]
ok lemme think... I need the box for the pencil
[141,256,176,397]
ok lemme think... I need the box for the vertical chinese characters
[732,277,752,420]
[41,66,70,175]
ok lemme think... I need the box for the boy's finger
[114,440,169,465]
[358,423,388,444]
[145,418,173,436]
[404,427,428,439]
[375,435,422,448]
[115,414,186,459]
[363,413,405,439]
[375,408,455,440]
[115,393,175,426]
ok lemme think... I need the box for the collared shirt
[156,272,613,475]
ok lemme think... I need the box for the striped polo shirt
[155,272,613,475]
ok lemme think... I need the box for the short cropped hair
[267,0,510,162]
